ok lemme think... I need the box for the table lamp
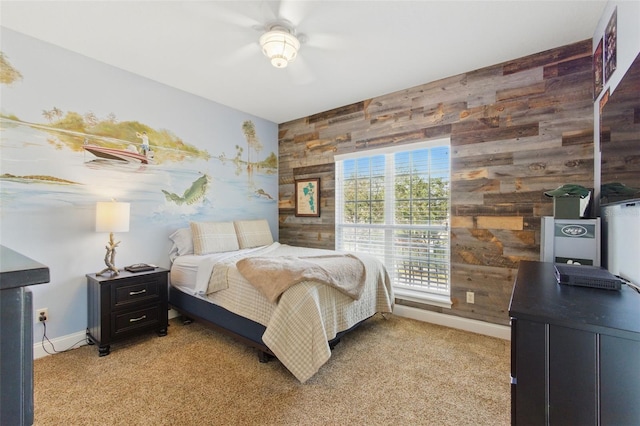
[95,201,130,276]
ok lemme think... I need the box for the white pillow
[190,221,239,255]
[169,228,194,257]
[234,219,274,249]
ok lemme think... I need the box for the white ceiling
[1,1,606,124]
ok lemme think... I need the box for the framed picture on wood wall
[594,37,603,99]
[295,178,320,217]
[604,7,617,83]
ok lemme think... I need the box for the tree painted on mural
[0,52,22,85]
[41,107,64,122]
[241,120,264,171]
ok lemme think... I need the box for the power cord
[40,321,90,355]
[617,275,640,294]
[625,281,640,294]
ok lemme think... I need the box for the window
[335,139,451,304]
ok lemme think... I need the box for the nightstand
[86,268,169,356]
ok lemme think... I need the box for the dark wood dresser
[86,268,169,356]
[0,246,50,426]
[509,260,640,425]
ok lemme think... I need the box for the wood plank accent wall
[278,40,594,325]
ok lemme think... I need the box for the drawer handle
[129,315,147,323]
[129,289,147,296]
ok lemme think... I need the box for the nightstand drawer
[112,278,161,308]
[112,305,162,337]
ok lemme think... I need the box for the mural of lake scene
[0,28,278,230]
[1,117,277,228]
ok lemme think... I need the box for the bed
[168,219,394,383]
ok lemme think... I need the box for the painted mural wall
[0,28,278,344]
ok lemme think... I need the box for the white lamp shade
[95,201,130,233]
[259,29,300,68]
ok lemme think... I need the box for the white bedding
[170,242,394,382]
[170,246,266,293]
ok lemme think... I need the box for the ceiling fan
[257,20,304,69]
[212,1,341,85]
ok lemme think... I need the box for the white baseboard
[393,304,511,340]
[34,308,509,359]
[33,330,89,359]
[34,309,182,360]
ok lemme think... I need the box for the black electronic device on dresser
[86,268,169,356]
[509,261,640,425]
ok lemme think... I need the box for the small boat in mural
[83,144,153,164]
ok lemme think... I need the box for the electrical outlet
[466,292,475,304]
[36,308,49,322]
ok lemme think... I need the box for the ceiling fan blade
[277,0,311,27]
[260,0,280,23]
[288,56,315,86]
[221,42,261,67]
[207,4,262,29]
[304,32,348,51]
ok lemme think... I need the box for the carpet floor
[33,314,510,425]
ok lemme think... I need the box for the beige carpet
[33,314,510,425]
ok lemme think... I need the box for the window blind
[335,139,451,298]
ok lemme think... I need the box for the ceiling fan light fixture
[259,28,300,69]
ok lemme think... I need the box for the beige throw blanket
[236,254,366,303]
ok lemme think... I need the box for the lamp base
[97,265,119,277]
[97,232,121,276]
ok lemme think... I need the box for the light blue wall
[0,28,279,344]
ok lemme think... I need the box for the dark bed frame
[168,285,369,363]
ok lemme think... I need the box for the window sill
[393,287,452,309]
